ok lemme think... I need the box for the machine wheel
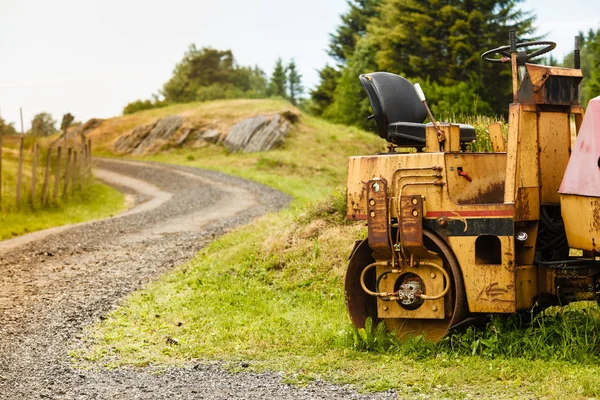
[345,239,380,331]
[344,230,468,342]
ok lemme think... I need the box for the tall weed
[351,302,600,364]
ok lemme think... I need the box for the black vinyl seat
[359,72,476,147]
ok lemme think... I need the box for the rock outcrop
[75,118,104,136]
[223,113,292,153]
[111,111,298,155]
[132,115,183,155]
[113,116,186,155]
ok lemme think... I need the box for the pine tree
[328,0,382,65]
[310,65,341,116]
[287,60,303,106]
[323,40,379,128]
[581,29,600,105]
[268,58,287,98]
[321,0,537,124]
[367,0,537,114]
[312,0,381,115]
[557,28,600,107]
[60,113,74,133]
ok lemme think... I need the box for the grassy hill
[85,98,383,204]
[71,99,600,399]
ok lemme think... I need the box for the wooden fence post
[71,150,78,193]
[80,135,87,188]
[86,139,92,182]
[16,136,24,208]
[63,148,71,199]
[42,147,51,206]
[30,143,38,206]
[54,146,62,202]
[0,123,3,208]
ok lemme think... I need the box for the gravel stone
[0,158,395,400]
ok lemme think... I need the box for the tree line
[310,0,536,127]
[122,2,600,126]
[0,112,68,137]
[309,0,600,128]
[123,46,304,115]
[13,1,599,130]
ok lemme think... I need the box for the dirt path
[0,159,394,400]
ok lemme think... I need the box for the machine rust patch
[515,189,530,221]
[592,198,600,232]
[461,181,505,204]
[367,179,391,258]
[400,195,423,249]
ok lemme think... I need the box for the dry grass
[86,99,299,153]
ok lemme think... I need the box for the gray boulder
[113,120,157,155]
[112,115,185,155]
[132,115,184,155]
[202,128,221,144]
[224,113,291,153]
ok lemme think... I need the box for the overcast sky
[1,0,599,131]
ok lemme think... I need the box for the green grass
[0,180,126,240]
[1,134,127,240]
[74,195,600,399]
[72,100,600,398]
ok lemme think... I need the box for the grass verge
[0,180,126,240]
[1,134,126,240]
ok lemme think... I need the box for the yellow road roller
[345,31,600,341]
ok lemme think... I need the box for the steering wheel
[481,41,556,65]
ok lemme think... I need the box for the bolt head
[516,231,528,242]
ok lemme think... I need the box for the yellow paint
[538,112,570,204]
[515,265,538,310]
[444,153,506,205]
[561,194,600,252]
[449,236,516,313]
[504,104,520,204]
[347,153,512,220]
[425,124,461,153]
[488,122,506,152]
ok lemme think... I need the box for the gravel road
[0,159,396,400]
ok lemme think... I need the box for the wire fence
[0,130,92,212]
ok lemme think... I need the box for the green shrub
[123,98,169,115]
[418,80,493,117]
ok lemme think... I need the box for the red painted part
[426,210,514,218]
[351,209,514,220]
[559,96,600,197]
[457,170,473,182]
